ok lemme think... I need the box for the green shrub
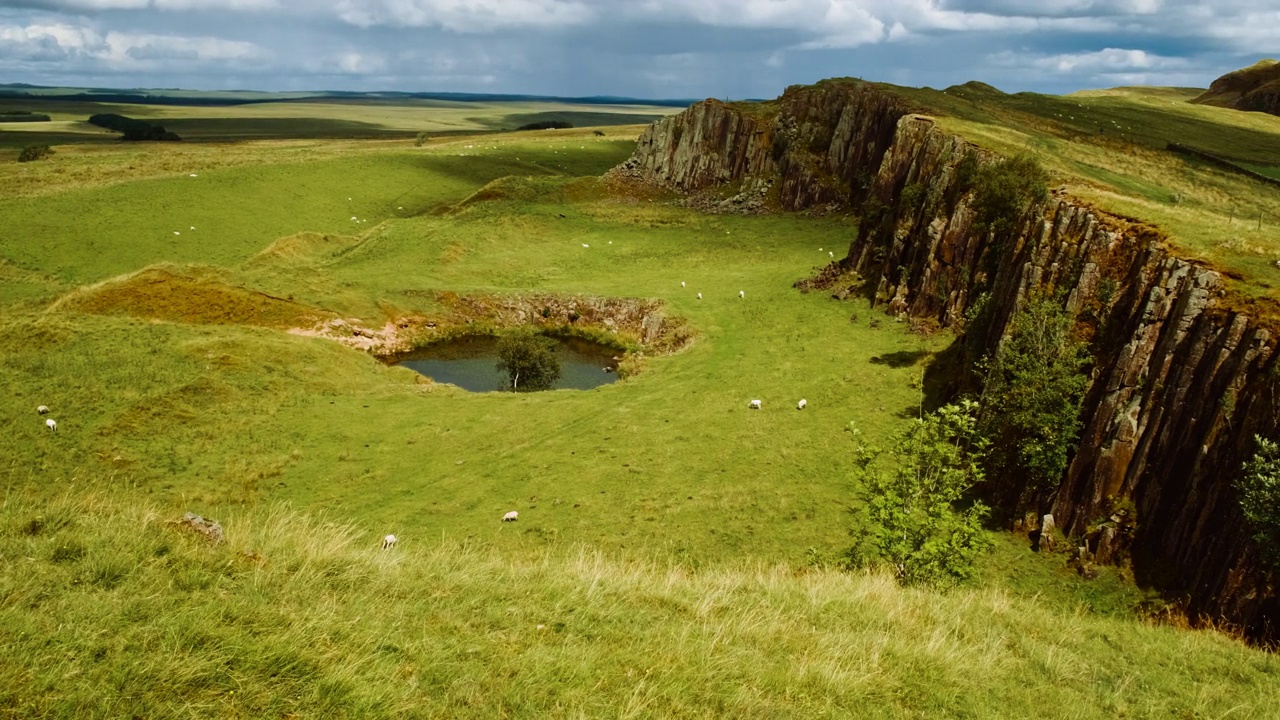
[17,144,53,162]
[1237,436,1280,566]
[970,154,1049,236]
[978,295,1090,494]
[848,400,993,587]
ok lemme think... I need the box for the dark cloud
[0,1,1276,97]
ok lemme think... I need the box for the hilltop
[1192,59,1280,116]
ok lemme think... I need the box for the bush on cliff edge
[977,295,1090,498]
[970,154,1049,237]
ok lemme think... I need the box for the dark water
[390,335,621,392]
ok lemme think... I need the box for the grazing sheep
[681,281,686,287]
[829,252,834,258]
[697,292,702,300]
[749,399,761,410]
[739,290,745,298]
[503,510,519,522]
[37,405,49,415]
[45,418,56,432]
[797,399,807,410]
[582,243,590,248]
[382,534,397,549]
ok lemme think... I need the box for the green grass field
[0,95,678,147]
[1,101,1277,716]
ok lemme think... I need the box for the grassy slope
[889,82,1280,298]
[3,493,1277,719]
[0,120,1274,715]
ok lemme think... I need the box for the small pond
[389,335,622,392]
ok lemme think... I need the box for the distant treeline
[516,120,574,131]
[88,113,181,141]
[0,110,51,122]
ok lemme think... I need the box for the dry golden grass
[54,265,334,328]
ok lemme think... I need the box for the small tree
[495,334,561,392]
[414,132,430,147]
[1238,436,1280,567]
[849,400,993,587]
[17,144,53,162]
[978,295,1090,495]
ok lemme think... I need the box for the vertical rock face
[619,81,1280,640]
[624,80,914,211]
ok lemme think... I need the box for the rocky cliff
[621,80,1280,639]
[1192,59,1280,117]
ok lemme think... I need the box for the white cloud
[10,0,276,9]
[0,19,265,68]
[0,21,107,58]
[332,0,594,32]
[104,30,263,63]
[992,47,1188,73]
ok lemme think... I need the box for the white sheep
[739,290,745,298]
[37,405,49,415]
[45,418,57,432]
[503,510,519,522]
[797,399,807,410]
[697,292,702,300]
[681,281,686,287]
[582,243,590,248]
[829,252,834,258]
[749,399,761,410]
[382,534,397,549]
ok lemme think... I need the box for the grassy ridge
[888,83,1280,298]
[0,138,637,293]
[2,492,1277,719]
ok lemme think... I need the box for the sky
[0,1,1277,100]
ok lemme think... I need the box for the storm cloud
[0,0,1276,97]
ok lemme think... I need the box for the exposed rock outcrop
[621,80,916,212]
[1192,59,1280,116]
[292,292,694,359]
[620,79,1280,640]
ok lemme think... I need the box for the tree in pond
[496,334,562,392]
